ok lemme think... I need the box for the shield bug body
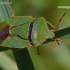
[0,16,55,48]
[0,12,66,54]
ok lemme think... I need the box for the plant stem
[13,48,35,70]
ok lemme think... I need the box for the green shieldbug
[0,12,66,53]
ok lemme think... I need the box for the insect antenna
[56,12,66,27]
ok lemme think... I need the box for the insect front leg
[37,46,40,55]
[47,21,62,30]
[55,38,63,45]
[47,12,66,30]
[48,38,63,46]
[48,41,56,47]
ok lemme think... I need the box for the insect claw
[57,42,60,45]
[55,38,63,45]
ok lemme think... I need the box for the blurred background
[0,0,70,70]
[9,0,70,26]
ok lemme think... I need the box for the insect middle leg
[37,46,40,55]
[48,38,63,46]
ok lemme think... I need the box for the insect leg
[55,38,63,45]
[37,46,40,55]
[48,38,63,46]
[56,12,66,27]
[47,12,66,30]
[48,41,56,47]
[47,21,57,30]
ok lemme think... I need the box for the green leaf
[0,0,12,22]
[54,26,70,39]
[0,0,12,51]
[13,48,35,70]
[0,52,18,70]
